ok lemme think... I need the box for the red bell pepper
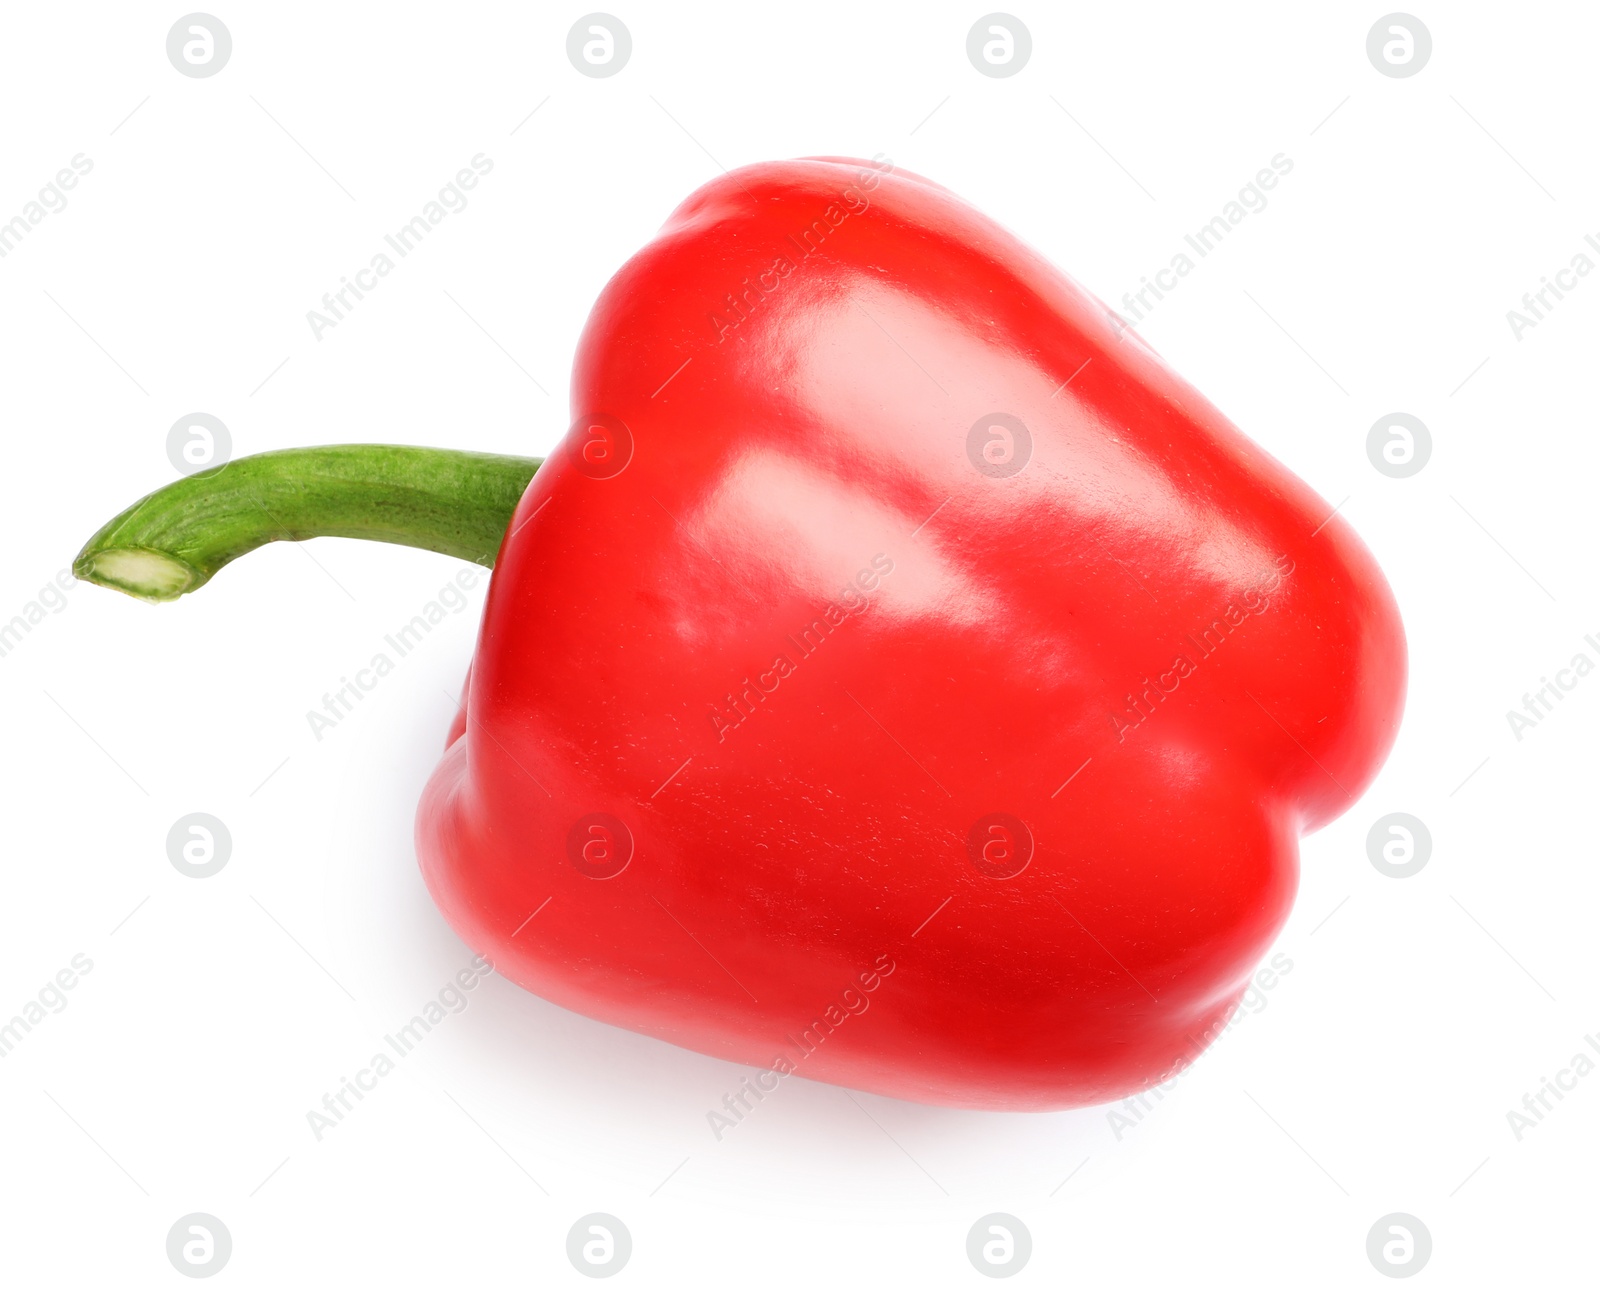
[76,157,1405,1110]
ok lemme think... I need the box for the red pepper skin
[417,158,1405,1110]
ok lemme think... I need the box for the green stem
[74,445,541,602]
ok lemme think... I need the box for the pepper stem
[74,445,541,602]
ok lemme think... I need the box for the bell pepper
[75,157,1405,1110]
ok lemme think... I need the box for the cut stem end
[74,548,204,602]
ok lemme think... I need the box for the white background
[1,1,1595,1287]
